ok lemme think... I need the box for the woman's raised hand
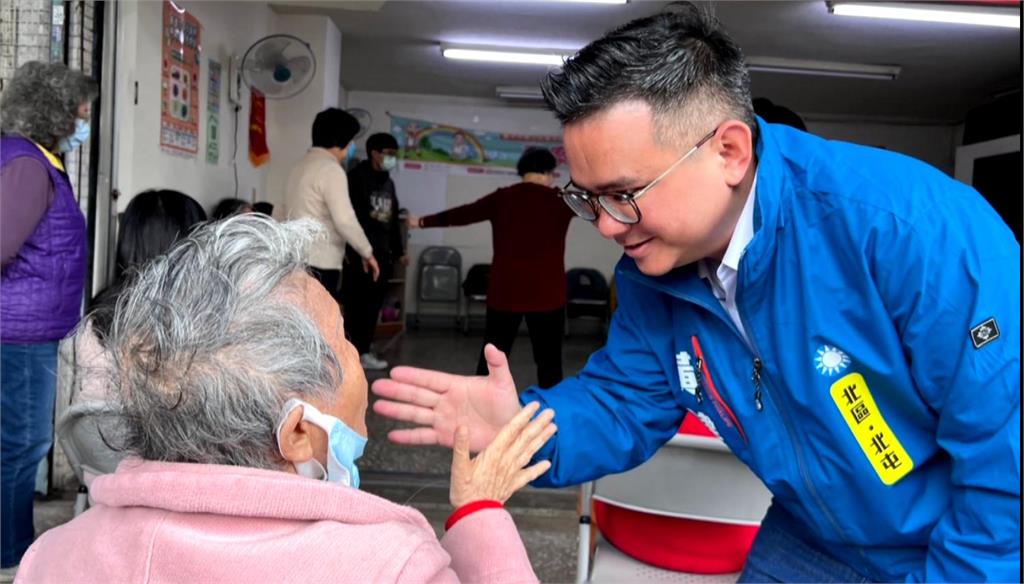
[449,401,556,508]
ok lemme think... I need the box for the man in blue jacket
[372,6,1020,582]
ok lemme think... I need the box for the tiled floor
[362,319,606,475]
[32,321,609,584]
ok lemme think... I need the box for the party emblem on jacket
[814,345,850,376]
[970,318,999,349]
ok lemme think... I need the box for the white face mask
[275,398,367,488]
[380,155,397,172]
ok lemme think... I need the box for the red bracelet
[445,499,503,531]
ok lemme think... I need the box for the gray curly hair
[101,214,343,469]
[1,61,99,151]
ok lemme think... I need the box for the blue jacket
[522,120,1020,582]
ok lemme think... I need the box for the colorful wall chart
[389,114,565,171]
[206,59,221,164]
[160,1,202,156]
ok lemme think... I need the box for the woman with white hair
[0,60,98,571]
[16,215,555,583]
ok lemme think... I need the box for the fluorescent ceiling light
[441,44,573,66]
[829,2,1020,29]
[545,0,628,3]
[746,56,901,80]
[496,86,545,100]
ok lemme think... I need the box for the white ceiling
[270,0,1021,124]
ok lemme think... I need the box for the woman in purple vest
[0,61,98,571]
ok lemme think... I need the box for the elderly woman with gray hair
[16,215,555,583]
[0,60,98,570]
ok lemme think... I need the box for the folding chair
[459,263,490,334]
[566,268,610,336]
[55,402,126,516]
[413,246,462,328]
[577,426,772,583]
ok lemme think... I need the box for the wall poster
[206,59,221,164]
[160,1,202,156]
[389,114,565,173]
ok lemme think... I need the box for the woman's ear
[278,406,314,468]
[715,120,755,188]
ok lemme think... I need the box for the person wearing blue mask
[284,108,380,307]
[57,117,92,153]
[0,60,98,574]
[342,132,409,371]
[16,215,555,583]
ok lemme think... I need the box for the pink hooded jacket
[16,460,539,583]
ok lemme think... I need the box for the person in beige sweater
[284,108,379,298]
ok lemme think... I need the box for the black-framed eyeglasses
[558,127,718,225]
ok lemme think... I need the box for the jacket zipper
[752,358,764,411]
[738,306,854,549]
[692,336,748,444]
[693,356,705,404]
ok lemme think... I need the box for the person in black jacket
[342,133,408,370]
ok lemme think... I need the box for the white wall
[112,1,274,214]
[264,13,342,212]
[112,2,347,219]
[338,83,348,109]
[806,118,958,175]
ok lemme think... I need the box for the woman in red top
[409,148,574,388]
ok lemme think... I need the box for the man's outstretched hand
[371,344,523,453]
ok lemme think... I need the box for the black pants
[308,267,342,302]
[341,259,391,355]
[476,306,565,389]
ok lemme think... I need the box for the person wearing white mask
[0,60,98,576]
[17,215,555,583]
[342,132,408,371]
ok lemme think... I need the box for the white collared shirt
[697,175,757,348]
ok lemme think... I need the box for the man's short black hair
[211,198,251,220]
[516,148,557,177]
[366,132,399,154]
[753,98,807,132]
[252,202,274,216]
[312,108,360,149]
[541,2,755,145]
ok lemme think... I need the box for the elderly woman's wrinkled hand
[449,401,556,508]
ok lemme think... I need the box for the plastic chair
[576,422,772,583]
[566,268,610,336]
[414,246,462,328]
[460,263,490,334]
[55,401,126,516]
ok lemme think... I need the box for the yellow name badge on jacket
[830,373,913,486]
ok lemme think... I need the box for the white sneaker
[360,353,389,371]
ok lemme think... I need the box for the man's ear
[715,120,754,188]
[278,406,314,465]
